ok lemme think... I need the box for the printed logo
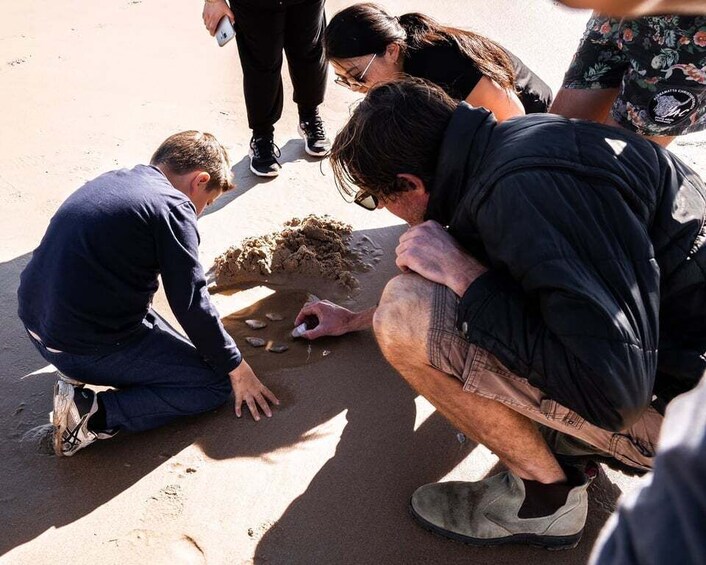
[648,89,697,125]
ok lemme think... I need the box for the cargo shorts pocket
[610,434,656,469]
[539,398,586,431]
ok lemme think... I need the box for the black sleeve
[457,170,659,431]
[503,49,553,113]
[155,202,242,375]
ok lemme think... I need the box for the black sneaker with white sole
[249,135,281,177]
[298,114,331,157]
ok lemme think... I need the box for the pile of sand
[213,215,363,290]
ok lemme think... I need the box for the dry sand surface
[1,1,704,564]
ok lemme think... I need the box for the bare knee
[373,273,434,365]
[374,273,431,337]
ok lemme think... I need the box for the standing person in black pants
[203,0,331,177]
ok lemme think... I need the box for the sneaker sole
[52,380,75,457]
[297,125,330,157]
[249,163,280,177]
[409,503,583,550]
[248,149,281,177]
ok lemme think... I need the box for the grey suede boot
[410,468,592,550]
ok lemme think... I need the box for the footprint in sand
[20,423,55,455]
[111,530,205,564]
[144,484,185,521]
[143,452,206,524]
[168,458,204,479]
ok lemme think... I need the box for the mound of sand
[213,215,363,291]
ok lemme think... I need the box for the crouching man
[296,79,706,549]
[18,131,279,457]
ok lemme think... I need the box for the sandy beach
[1,1,704,563]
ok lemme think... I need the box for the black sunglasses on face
[354,190,379,211]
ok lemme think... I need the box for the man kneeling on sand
[18,131,279,457]
[295,79,706,549]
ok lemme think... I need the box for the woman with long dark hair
[324,3,552,121]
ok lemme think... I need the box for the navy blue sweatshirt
[17,165,241,375]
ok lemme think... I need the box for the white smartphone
[216,16,235,47]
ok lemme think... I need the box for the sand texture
[213,215,364,291]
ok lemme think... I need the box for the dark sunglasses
[354,190,379,211]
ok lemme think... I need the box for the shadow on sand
[205,138,324,215]
[1,224,623,562]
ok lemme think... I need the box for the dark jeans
[27,310,232,433]
[230,0,327,136]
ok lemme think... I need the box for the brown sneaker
[409,468,592,550]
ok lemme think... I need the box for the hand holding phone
[216,16,235,46]
[202,1,235,39]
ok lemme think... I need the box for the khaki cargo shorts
[427,284,663,472]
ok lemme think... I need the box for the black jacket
[426,104,706,431]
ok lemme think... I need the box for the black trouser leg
[283,0,327,121]
[230,2,286,137]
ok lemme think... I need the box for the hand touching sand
[229,360,279,421]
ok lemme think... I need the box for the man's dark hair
[330,78,457,199]
[150,131,233,193]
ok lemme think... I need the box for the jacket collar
[425,103,497,225]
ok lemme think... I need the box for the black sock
[87,395,108,432]
[518,466,584,519]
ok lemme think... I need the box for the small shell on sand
[245,319,267,329]
[265,312,284,321]
[266,342,289,353]
[291,323,308,338]
[291,315,319,339]
[245,337,266,347]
